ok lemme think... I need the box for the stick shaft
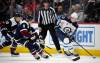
[73,40,94,57]
[44,50,52,56]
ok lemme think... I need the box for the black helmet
[14,13,22,17]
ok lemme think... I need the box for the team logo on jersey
[23,24,26,28]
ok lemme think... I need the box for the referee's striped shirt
[38,7,57,26]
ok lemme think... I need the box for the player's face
[43,2,49,9]
[15,17,22,23]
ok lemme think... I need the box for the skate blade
[42,55,49,59]
[11,54,19,57]
[72,56,80,61]
[35,57,40,60]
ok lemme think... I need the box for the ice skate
[64,50,73,56]
[0,45,3,49]
[58,50,62,53]
[11,48,19,56]
[64,49,80,61]
[41,53,49,59]
[11,52,19,56]
[33,54,40,60]
[38,50,49,59]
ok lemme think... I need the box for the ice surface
[0,53,100,63]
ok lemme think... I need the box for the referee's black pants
[39,23,61,51]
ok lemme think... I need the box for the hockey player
[14,16,49,60]
[55,16,80,61]
[0,13,22,56]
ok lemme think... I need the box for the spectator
[14,3,23,15]
[23,0,36,13]
[35,2,41,22]
[69,4,84,22]
[62,0,70,13]
[71,0,80,5]
[84,0,99,22]
[23,6,34,20]
[9,0,23,17]
[56,5,67,21]
[23,0,36,21]
[68,5,76,16]
[55,0,70,13]
[23,0,43,22]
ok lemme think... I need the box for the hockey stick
[72,39,96,59]
[44,49,52,56]
[45,45,52,49]
[66,34,96,59]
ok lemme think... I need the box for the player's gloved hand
[38,38,45,49]
[31,32,39,40]
[39,39,45,45]
[38,35,45,45]
[30,36,36,40]
[32,32,38,37]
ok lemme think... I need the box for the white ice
[0,53,100,63]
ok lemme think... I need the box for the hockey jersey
[1,17,21,39]
[14,20,35,40]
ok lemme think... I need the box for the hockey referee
[38,0,61,53]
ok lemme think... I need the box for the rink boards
[0,23,100,56]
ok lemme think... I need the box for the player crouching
[14,16,49,60]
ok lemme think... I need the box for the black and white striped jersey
[38,7,57,26]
